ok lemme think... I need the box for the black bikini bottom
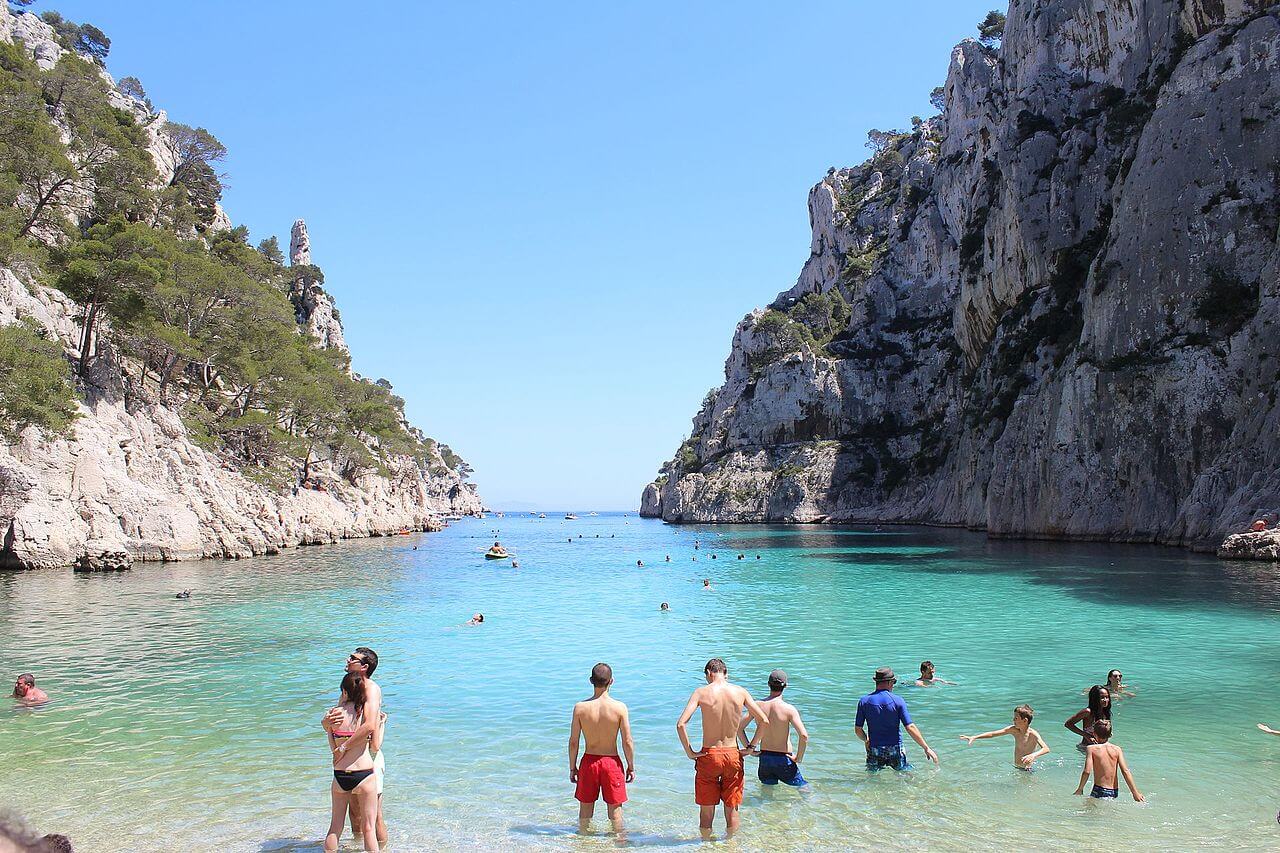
[333,768,374,792]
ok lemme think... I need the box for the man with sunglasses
[324,647,386,845]
[855,667,938,771]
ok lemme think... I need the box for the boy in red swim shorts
[569,663,635,832]
[676,658,768,839]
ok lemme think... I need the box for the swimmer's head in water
[1014,704,1034,723]
[660,602,669,610]
[704,658,727,677]
[590,662,613,687]
[13,673,34,696]
[1092,719,1113,741]
[920,660,934,676]
[1107,669,1122,683]
[703,579,710,586]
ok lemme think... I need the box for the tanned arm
[1064,709,1089,739]
[741,691,769,754]
[619,704,636,782]
[1117,748,1144,802]
[1022,728,1050,768]
[960,725,1012,745]
[905,723,939,764]
[791,707,809,764]
[1074,748,1093,795]
[676,692,703,760]
[569,706,582,783]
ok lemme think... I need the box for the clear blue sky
[51,0,995,509]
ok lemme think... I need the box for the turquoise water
[3,514,1280,851]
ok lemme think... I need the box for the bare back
[695,682,750,749]
[574,695,627,755]
[1087,742,1121,788]
[755,697,799,753]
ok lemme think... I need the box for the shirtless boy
[738,669,809,789]
[569,663,635,833]
[676,658,768,839]
[959,704,1050,769]
[1073,720,1144,801]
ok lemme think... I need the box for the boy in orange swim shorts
[676,658,767,839]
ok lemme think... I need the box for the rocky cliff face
[643,0,1280,555]
[0,8,482,569]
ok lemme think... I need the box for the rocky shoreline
[643,1,1280,561]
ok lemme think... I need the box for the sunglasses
[348,654,366,665]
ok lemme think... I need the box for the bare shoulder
[609,696,629,713]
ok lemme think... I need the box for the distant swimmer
[467,613,485,625]
[512,560,519,568]
[739,670,809,790]
[694,541,700,550]
[12,673,48,705]
[914,661,956,687]
[710,554,717,560]
[660,602,670,611]
[756,555,760,560]
[959,705,1049,769]
[737,554,744,560]
[703,579,712,590]
[569,663,635,834]
[175,589,192,600]
[665,555,671,562]
[676,658,768,839]
[637,560,644,567]
[1073,720,1143,801]
[1257,722,1280,736]
[1086,670,1134,700]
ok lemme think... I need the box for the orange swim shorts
[695,747,744,806]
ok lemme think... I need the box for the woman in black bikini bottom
[322,671,379,852]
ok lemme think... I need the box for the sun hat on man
[873,666,896,683]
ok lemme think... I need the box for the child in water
[1073,720,1144,801]
[959,704,1050,769]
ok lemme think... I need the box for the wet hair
[340,672,368,720]
[1087,685,1111,721]
[705,658,727,676]
[16,673,35,687]
[354,647,378,675]
[1014,704,1034,723]
[41,834,74,853]
[1107,669,1122,682]
[590,663,613,686]
[920,661,934,673]
[476,614,484,623]
[1093,719,1113,741]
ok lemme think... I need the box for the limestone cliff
[643,0,1280,556]
[0,8,482,569]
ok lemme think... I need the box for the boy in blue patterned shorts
[855,667,939,770]
[738,670,810,788]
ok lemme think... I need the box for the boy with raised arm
[738,669,810,789]
[676,658,768,839]
[959,704,1050,769]
[569,663,635,833]
[1073,720,1144,801]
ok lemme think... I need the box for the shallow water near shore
[3,514,1280,851]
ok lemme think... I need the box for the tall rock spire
[289,219,311,266]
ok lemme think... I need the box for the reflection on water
[2,516,1279,851]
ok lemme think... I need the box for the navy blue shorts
[758,751,807,786]
[1090,784,1118,799]
[866,743,911,771]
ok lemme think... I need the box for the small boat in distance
[565,514,578,520]
[538,513,547,519]
[484,543,511,560]
[444,514,463,522]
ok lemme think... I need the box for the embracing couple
[319,646,388,852]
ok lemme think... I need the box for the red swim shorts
[695,747,744,806]
[576,754,627,805]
